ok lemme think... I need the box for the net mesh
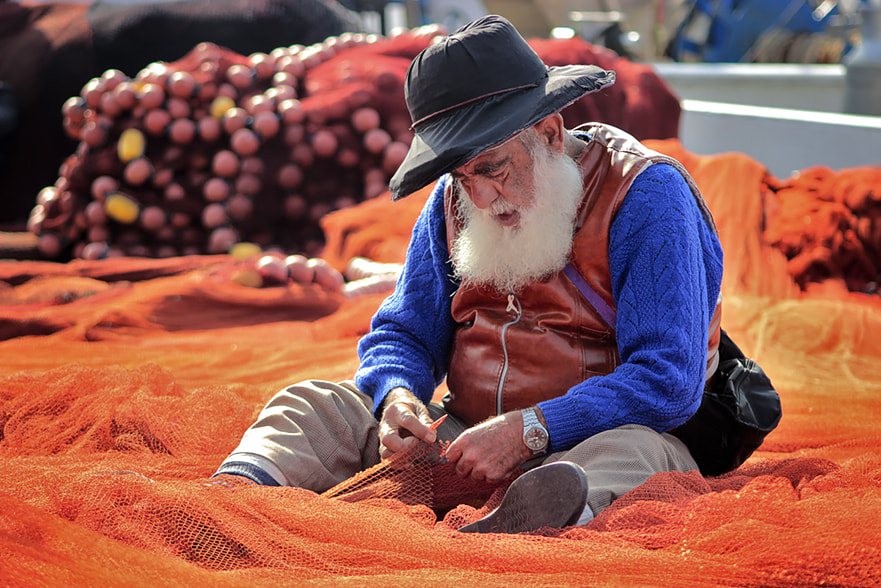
[2,150,881,584]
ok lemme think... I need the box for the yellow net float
[229,241,262,259]
[210,95,236,119]
[117,128,146,163]
[103,192,140,224]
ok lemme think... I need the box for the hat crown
[405,15,548,128]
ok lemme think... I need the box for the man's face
[449,132,538,229]
[449,128,585,294]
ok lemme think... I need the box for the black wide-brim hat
[389,14,615,200]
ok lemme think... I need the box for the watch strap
[521,407,548,454]
[522,407,541,429]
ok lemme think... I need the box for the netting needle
[430,414,447,430]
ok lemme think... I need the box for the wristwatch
[521,407,549,455]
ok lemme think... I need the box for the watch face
[524,426,548,451]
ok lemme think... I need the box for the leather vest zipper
[496,293,522,414]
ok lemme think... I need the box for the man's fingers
[384,402,435,442]
[380,429,404,452]
[446,426,520,483]
[379,430,408,459]
[399,411,436,443]
[378,394,441,460]
[380,433,421,460]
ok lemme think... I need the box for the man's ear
[535,114,565,152]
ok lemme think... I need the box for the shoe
[457,461,588,534]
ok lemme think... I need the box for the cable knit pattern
[355,164,723,450]
[539,163,723,450]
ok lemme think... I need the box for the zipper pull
[506,293,517,313]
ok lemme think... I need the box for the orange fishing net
[2,143,881,586]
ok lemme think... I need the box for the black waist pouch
[672,329,782,476]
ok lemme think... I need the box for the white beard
[450,142,585,294]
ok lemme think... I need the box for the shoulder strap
[562,263,616,330]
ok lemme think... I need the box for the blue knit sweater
[355,161,724,453]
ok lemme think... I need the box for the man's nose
[465,178,498,210]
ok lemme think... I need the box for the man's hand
[444,410,532,484]
[378,387,437,459]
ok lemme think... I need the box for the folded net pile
[24,30,677,262]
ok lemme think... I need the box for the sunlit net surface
[1,141,880,587]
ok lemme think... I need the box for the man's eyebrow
[451,156,509,179]
[474,158,507,174]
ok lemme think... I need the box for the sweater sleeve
[354,177,459,417]
[538,163,724,452]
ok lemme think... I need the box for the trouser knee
[550,424,698,516]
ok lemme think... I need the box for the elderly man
[215,15,724,534]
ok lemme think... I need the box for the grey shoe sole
[457,461,588,534]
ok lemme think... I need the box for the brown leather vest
[442,123,721,426]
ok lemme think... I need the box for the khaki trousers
[220,379,699,517]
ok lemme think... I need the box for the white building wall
[652,63,881,178]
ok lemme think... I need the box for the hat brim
[389,65,615,200]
